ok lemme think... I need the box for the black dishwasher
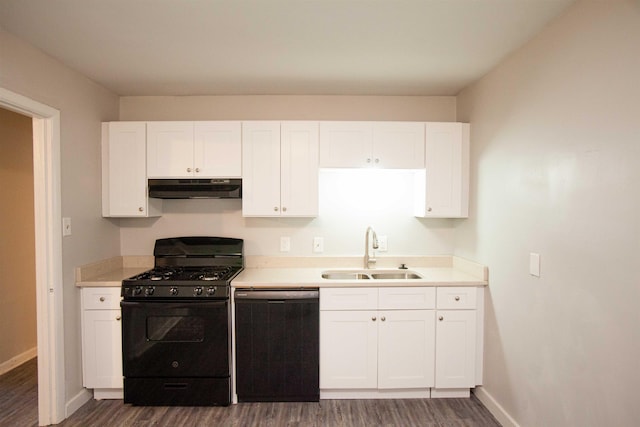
[234,289,319,402]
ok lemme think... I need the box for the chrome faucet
[364,226,379,269]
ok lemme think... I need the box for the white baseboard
[0,347,37,376]
[66,388,92,418]
[473,387,520,427]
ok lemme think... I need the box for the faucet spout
[364,226,379,269]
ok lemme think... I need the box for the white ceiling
[0,0,574,96]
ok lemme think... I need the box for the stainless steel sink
[321,272,371,280]
[370,272,422,280]
[321,269,422,280]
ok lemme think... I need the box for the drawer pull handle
[116,315,121,321]
[438,316,444,321]
[455,296,460,301]
[99,297,105,302]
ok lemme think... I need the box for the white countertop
[75,255,488,288]
[232,266,486,288]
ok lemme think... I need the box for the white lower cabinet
[320,287,436,398]
[320,286,482,399]
[81,287,123,399]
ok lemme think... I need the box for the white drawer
[320,287,378,311]
[82,287,122,310]
[436,287,477,309]
[378,287,435,310]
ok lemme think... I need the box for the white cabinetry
[433,287,477,398]
[242,121,319,217]
[415,122,470,218]
[81,287,123,399]
[319,121,424,169]
[320,287,435,397]
[101,122,161,217]
[147,121,241,178]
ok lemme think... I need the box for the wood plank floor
[1,359,501,426]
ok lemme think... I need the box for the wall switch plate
[378,235,388,252]
[62,217,72,236]
[530,253,540,277]
[313,237,324,253]
[280,237,291,252]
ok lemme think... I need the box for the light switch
[280,237,291,252]
[313,237,324,253]
[529,253,540,277]
[378,236,388,252]
[62,217,72,236]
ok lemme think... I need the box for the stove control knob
[133,286,143,296]
[169,287,179,296]
[144,286,155,296]
[194,286,203,296]
[207,286,216,296]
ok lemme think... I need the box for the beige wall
[0,107,37,365]
[0,28,120,404]
[455,1,640,426]
[118,95,458,257]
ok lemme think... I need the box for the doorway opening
[0,88,65,426]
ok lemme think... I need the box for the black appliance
[121,236,243,406]
[234,289,320,402]
[148,178,242,199]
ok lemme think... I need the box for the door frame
[0,87,65,425]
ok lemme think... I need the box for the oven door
[121,300,230,378]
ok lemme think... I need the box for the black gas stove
[122,236,243,300]
[120,236,243,406]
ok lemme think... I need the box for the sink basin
[321,269,422,280]
[321,272,371,280]
[370,272,422,280]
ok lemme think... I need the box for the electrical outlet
[280,237,291,252]
[313,237,324,253]
[378,235,388,252]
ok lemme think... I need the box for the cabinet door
[435,309,476,388]
[319,121,372,168]
[242,121,281,216]
[378,310,435,389]
[82,309,123,389]
[372,122,425,169]
[280,121,319,216]
[102,122,160,217]
[417,122,470,218]
[147,121,194,177]
[194,121,241,177]
[320,310,378,389]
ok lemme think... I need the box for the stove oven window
[146,316,205,342]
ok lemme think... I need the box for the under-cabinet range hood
[148,178,242,199]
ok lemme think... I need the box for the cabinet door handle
[99,297,105,302]
[138,207,144,212]
[438,316,444,321]
[375,158,380,164]
[366,158,371,163]
[274,207,279,212]
[381,316,386,321]
[116,315,121,321]
[371,316,377,321]
[187,167,192,173]
[427,207,432,212]
[282,207,287,212]
[195,168,200,173]
[455,296,460,301]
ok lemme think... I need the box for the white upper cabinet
[415,122,470,218]
[242,121,319,217]
[319,121,424,169]
[147,121,241,178]
[101,122,161,218]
